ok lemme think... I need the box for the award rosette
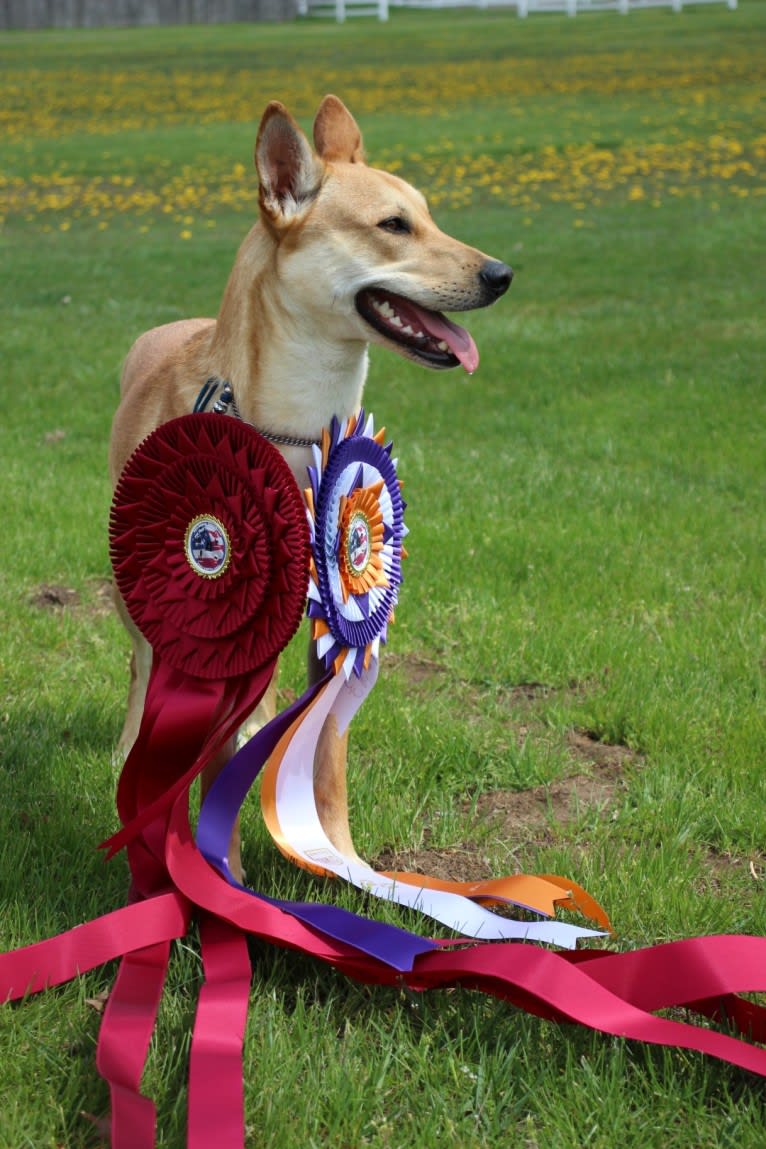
[110,412,309,680]
[103,413,311,882]
[306,410,405,678]
[110,415,307,675]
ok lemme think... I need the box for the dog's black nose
[480,260,513,299]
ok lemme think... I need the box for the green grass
[1,5,766,1146]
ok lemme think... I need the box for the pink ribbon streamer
[0,893,189,997]
[188,915,252,1149]
[96,940,172,1149]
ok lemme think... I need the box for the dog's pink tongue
[420,309,480,374]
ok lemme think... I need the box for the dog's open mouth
[355,288,479,373]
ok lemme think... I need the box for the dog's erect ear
[313,95,365,164]
[255,101,324,225]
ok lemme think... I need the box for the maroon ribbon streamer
[104,659,273,879]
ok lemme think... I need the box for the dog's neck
[199,360,365,482]
[248,331,369,444]
[209,235,369,447]
[204,335,368,464]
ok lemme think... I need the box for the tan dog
[110,95,512,878]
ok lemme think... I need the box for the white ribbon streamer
[271,669,603,950]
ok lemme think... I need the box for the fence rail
[0,0,737,26]
[300,0,735,18]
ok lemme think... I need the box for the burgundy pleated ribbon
[99,413,311,1146]
[104,414,311,873]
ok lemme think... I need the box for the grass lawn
[1,4,765,1146]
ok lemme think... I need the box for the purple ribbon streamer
[196,677,436,972]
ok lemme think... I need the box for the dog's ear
[255,101,324,225]
[313,95,365,164]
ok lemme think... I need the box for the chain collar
[194,377,322,449]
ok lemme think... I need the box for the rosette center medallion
[184,514,232,579]
[338,484,389,601]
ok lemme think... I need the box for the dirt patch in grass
[388,653,560,700]
[378,655,640,876]
[565,727,636,773]
[701,847,766,883]
[29,578,114,619]
[29,583,81,610]
[375,843,500,883]
[385,652,450,687]
[387,652,600,712]
[375,726,640,880]
[475,730,633,837]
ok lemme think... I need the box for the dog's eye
[377,216,411,235]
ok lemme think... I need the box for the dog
[109,94,512,879]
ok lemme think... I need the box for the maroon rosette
[110,414,310,680]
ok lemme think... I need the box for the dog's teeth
[437,341,449,351]
[372,296,427,339]
[373,298,408,329]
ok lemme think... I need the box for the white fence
[297,0,389,16]
[296,0,385,14]
[299,0,735,20]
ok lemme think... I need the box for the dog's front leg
[307,642,354,857]
[113,589,154,759]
